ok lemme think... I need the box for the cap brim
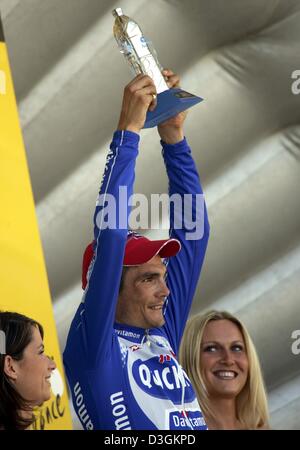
[123,238,181,266]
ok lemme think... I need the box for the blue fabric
[63,130,210,430]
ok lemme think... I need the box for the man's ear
[4,355,19,381]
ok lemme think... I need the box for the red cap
[82,233,181,290]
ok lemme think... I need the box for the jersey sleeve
[161,138,210,355]
[68,130,139,366]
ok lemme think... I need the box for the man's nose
[156,279,170,298]
[159,279,170,298]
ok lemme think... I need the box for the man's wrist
[117,123,141,135]
[117,114,141,135]
[158,128,184,145]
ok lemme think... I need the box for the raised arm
[158,70,210,355]
[68,75,157,366]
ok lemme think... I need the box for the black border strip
[0,13,5,42]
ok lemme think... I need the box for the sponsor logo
[110,391,132,430]
[97,148,115,194]
[32,394,65,430]
[169,410,207,430]
[115,329,141,339]
[73,382,94,430]
[132,357,194,403]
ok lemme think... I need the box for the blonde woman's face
[200,319,249,399]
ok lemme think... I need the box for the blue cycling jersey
[63,130,210,430]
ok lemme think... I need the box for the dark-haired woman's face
[200,320,249,399]
[11,326,56,406]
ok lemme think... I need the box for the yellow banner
[0,21,72,430]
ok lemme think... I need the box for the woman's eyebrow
[201,340,244,346]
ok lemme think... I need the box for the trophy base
[143,88,203,129]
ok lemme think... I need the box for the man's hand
[157,69,187,144]
[117,74,157,134]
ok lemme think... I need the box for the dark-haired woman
[0,311,56,430]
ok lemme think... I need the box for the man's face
[116,255,170,329]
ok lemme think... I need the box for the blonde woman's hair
[179,310,269,429]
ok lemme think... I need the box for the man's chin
[151,316,165,328]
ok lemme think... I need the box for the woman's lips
[213,370,238,379]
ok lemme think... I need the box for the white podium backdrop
[1,0,299,429]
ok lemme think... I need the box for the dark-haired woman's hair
[0,311,44,430]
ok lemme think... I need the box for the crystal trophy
[112,8,203,128]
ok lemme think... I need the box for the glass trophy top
[111,6,203,127]
[112,8,123,18]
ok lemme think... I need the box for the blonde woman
[179,310,269,429]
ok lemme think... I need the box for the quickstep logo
[132,357,194,403]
